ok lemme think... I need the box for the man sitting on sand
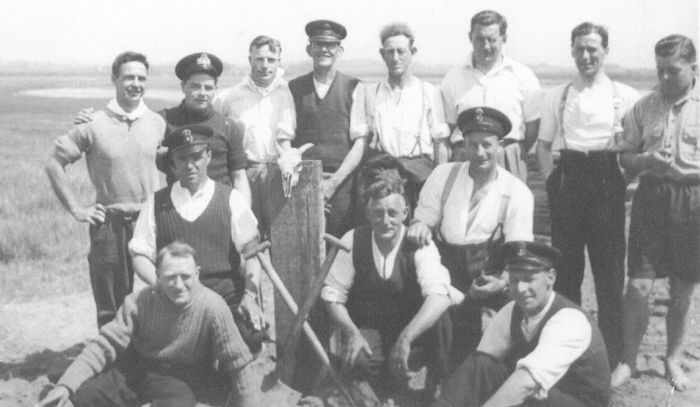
[432,241,611,407]
[37,241,260,407]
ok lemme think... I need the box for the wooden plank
[267,160,325,391]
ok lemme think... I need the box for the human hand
[35,385,70,407]
[469,274,507,299]
[407,221,432,247]
[341,330,372,372]
[237,291,265,331]
[73,107,95,125]
[388,336,412,379]
[321,176,339,201]
[72,203,106,225]
[645,150,674,174]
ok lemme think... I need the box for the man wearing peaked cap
[433,241,611,407]
[129,122,268,354]
[408,105,534,372]
[174,52,224,81]
[289,19,364,238]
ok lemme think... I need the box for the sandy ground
[1,279,699,406]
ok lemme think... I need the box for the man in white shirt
[536,22,639,369]
[322,170,456,403]
[129,124,266,352]
[408,106,534,371]
[441,10,541,183]
[433,241,611,407]
[213,35,296,236]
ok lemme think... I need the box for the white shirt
[313,76,333,99]
[441,54,541,143]
[478,293,592,399]
[321,225,463,304]
[414,163,534,245]
[350,75,449,159]
[538,76,640,154]
[213,72,296,163]
[106,98,149,121]
[129,179,259,262]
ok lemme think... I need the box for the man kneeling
[321,170,457,402]
[433,242,610,407]
[38,242,259,407]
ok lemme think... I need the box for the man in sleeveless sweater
[128,124,266,350]
[289,19,365,237]
[37,242,260,407]
[536,22,639,368]
[408,107,533,372]
[433,241,611,407]
[46,51,166,327]
[322,170,458,402]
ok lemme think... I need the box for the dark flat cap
[457,106,512,139]
[163,124,213,153]
[305,19,347,42]
[174,52,223,81]
[500,241,562,272]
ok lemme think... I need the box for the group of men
[37,7,698,407]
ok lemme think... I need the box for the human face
[508,269,555,317]
[181,73,216,112]
[307,40,343,69]
[158,254,199,307]
[465,132,500,172]
[656,53,697,98]
[380,35,416,80]
[171,147,211,191]
[249,44,281,88]
[470,23,506,69]
[112,61,148,110]
[366,193,408,244]
[571,33,607,79]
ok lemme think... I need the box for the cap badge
[475,108,484,123]
[196,53,211,68]
[182,129,193,144]
[322,23,331,31]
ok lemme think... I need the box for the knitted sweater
[58,283,254,395]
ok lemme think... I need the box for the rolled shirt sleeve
[129,195,158,262]
[503,179,535,242]
[349,83,370,141]
[414,240,464,304]
[426,82,450,141]
[276,86,297,142]
[537,86,562,144]
[521,70,542,123]
[229,189,259,251]
[321,230,356,303]
[516,308,592,397]
[53,125,92,165]
[615,102,644,153]
[413,163,455,229]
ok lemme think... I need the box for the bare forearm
[329,137,367,187]
[619,151,650,173]
[523,120,540,152]
[398,295,450,344]
[483,368,538,407]
[536,141,554,180]
[132,254,157,285]
[325,301,361,337]
[45,156,81,216]
[232,169,251,207]
[241,239,262,292]
[434,139,449,165]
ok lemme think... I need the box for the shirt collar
[245,68,287,95]
[465,53,512,72]
[173,178,215,199]
[106,98,148,121]
[380,74,417,90]
[371,225,406,261]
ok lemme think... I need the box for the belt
[501,139,522,147]
[557,149,619,171]
[641,174,700,186]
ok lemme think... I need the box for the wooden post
[267,160,326,390]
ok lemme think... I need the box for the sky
[0,0,697,69]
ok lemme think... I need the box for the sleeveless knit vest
[507,293,611,407]
[289,71,359,172]
[154,182,242,298]
[346,225,423,342]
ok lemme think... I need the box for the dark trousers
[72,353,220,407]
[433,352,588,407]
[546,150,625,366]
[247,163,273,240]
[88,216,135,327]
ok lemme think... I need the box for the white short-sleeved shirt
[129,179,259,262]
[441,54,541,144]
[350,76,449,159]
[477,293,592,398]
[413,163,534,245]
[538,77,639,154]
[213,73,296,163]
[321,226,463,304]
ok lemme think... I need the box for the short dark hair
[362,170,406,207]
[380,22,415,47]
[111,51,149,77]
[155,241,196,271]
[470,10,507,36]
[249,35,282,54]
[655,34,696,63]
[571,22,609,49]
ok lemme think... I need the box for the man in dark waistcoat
[129,124,266,351]
[433,241,611,407]
[322,170,455,403]
[289,19,365,237]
